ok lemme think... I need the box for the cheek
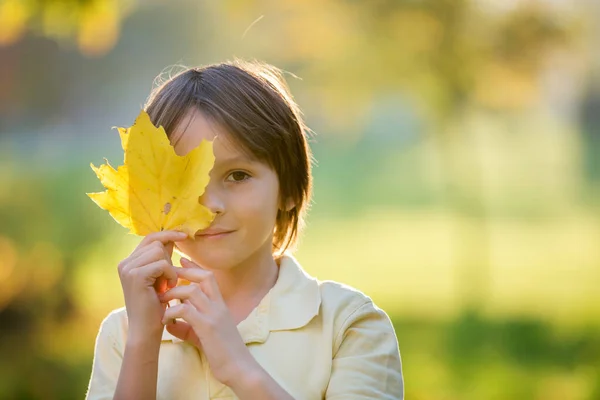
[234,185,279,228]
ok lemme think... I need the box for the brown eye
[226,171,250,182]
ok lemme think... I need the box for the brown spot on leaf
[163,202,171,215]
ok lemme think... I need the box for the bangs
[145,69,201,138]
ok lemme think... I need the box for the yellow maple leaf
[87,110,215,238]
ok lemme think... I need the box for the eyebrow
[216,155,256,165]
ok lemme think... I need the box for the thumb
[180,257,206,270]
[164,241,174,260]
[165,321,201,348]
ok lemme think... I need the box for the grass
[295,208,600,328]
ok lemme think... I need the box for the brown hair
[144,59,313,256]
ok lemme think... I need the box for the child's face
[170,109,280,270]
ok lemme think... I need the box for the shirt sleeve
[85,311,124,400]
[326,300,404,399]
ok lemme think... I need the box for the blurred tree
[0,0,135,56]
[225,0,576,308]
[579,78,600,188]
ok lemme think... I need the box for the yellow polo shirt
[86,254,404,399]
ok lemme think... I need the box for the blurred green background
[1,0,600,399]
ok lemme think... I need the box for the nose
[198,180,225,215]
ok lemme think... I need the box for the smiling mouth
[195,231,234,239]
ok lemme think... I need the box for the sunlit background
[1,0,599,398]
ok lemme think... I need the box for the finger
[165,320,201,348]
[177,258,209,291]
[120,232,186,271]
[162,303,204,327]
[155,278,169,296]
[118,246,154,273]
[133,259,177,288]
[123,240,168,272]
[122,242,170,275]
[164,241,175,260]
[178,258,222,301]
[122,241,177,288]
[137,230,188,249]
[161,242,174,275]
[159,284,211,312]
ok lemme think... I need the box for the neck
[210,246,280,305]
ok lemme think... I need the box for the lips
[195,229,234,238]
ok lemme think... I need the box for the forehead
[170,110,249,162]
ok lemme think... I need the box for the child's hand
[159,257,258,387]
[117,230,188,342]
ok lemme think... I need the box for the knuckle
[150,246,163,259]
[129,268,141,280]
[189,286,201,298]
[205,318,216,331]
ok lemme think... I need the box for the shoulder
[318,279,373,313]
[99,306,128,330]
[317,281,404,399]
[281,254,388,328]
[95,307,129,351]
[317,280,395,349]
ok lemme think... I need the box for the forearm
[114,335,161,400]
[230,363,295,400]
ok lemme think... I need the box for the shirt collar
[161,253,321,344]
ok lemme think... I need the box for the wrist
[227,361,264,394]
[127,325,163,348]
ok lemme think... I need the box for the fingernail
[177,232,187,237]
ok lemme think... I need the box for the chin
[176,243,240,270]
